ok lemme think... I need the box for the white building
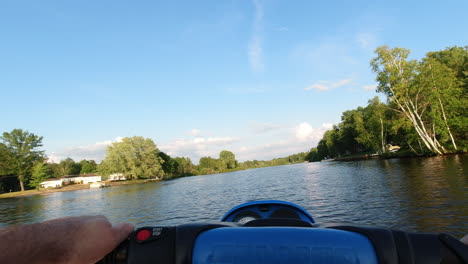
[40,174,102,188]
[40,179,64,188]
[63,174,102,184]
[108,173,126,181]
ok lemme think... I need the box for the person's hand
[461,234,468,246]
[47,215,134,264]
[0,215,134,264]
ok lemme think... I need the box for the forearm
[0,220,68,263]
[0,216,134,264]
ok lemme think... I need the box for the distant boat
[388,145,401,152]
[90,182,110,188]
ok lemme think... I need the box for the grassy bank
[0,184,92,199]
[0,179,159,199]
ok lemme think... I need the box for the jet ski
[99,200,468,264]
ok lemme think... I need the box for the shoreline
[331,151,465,162]
[0,179,157,199]
[1,153,465,199]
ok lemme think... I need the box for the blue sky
[1,0,467,163]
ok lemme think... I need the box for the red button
[136,229,151,241]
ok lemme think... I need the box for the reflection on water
[0,155,467,237]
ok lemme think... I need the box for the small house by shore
[63,174,102,184]
[40,178,64,188]
[40,174,102,188]
[108,173,126,181]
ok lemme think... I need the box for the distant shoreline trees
[307,45,467,161]
[0,132,308,192]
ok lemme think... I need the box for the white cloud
[160,122,329,163]
[47,137,123,163]
[159,136,239,163]
[304,78,353,91]
[295,122,328,142]
[248,0,264,72]
[234,122,332,161]
[235,139,302,161]
[47,153,62,164]
[334,79,353,87]
[322,123,334,129]
[363,84,377,91]
[305,83,329,91]
[190,129,202,136]
[46,121,335,165]
[295,122,314,141]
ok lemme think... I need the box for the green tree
[322,128,342,158]
[219,150,237,169]
[356,97,390,153]
[97,160,112,178]
[305,148,321,162]
[79,160,97,174]
[198,156,227,174]
[158,152,175,178]
[0,143,14,177]
[58,158,80,176]
[427,46,468,92]
[101,136,164,179]
[0,129,44,191]
[48,163,62,178]
[173,157,194,176]
[370,46,463,154]
[198,157,217,171]
[29,162,52,189]
[416,57,462,151]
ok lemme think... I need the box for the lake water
[1,155,467,238]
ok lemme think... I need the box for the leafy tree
[354,97,390,153]
[219,150,237,169]
[97,160,112,178]
[427,47,468,150]
[158,152,175,178]
[417,58,462,150]
[370,46,464,154]
[198,157,217,170]
[48,163,62,178]
[316,138,329,160]
[0,129,44,191]
[79,160,97,174]
[197,156,226,174]
[58,158,80,176]
[0,143,14,177]
[29,162,52,189]
[305,148,320,162]
[101,136,164,179]
[172,157,194,176]
[427,46,468,92]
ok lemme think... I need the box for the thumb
[111,223,134,244]
[461,234,468,246]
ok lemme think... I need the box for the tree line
[0,131,307,193]
[306,45,467,161]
